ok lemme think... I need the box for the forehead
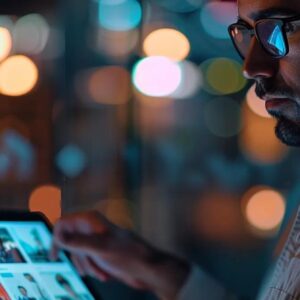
[238,0,300,22]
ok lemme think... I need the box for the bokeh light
[200,1,237,39]
[0,16,14,32]
[98,0,142,32]
[204,98,242,138]
[143,28,190,61]
[95,29,138,58]
[246,84,271,119]
[13,14,50,54]
[242,186,285,236]
[29,185,62,224]
[0,55,39,96]
[239,102,288,164]
[88,66,131,105]
[56,144,87,178]
[132,56,182,97]
[201,58,247,95]
[170,60,202,99]
[193,191,248,245]
[1,129,35,179]
[0,27,12,62]
[94,198,133,229]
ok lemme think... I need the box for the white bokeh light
[133,56,182,97]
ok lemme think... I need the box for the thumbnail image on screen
[12,225,58,263]
[0,228,25,264]
[0,272,51,300]
[40,272,93,300]
[0,222,95,300]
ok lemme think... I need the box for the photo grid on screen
[0,222,94,300]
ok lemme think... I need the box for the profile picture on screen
[40,272,93,300]
[0,273,50,300]
[0,228,25,263]
[17,285,36,300]
[23,273,49,300]
[13,226,60,263]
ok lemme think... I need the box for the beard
[275,116,300,147]
[255,78,300,146]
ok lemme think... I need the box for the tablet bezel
[0,210,100,299]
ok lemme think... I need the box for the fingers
[84,256,111,281]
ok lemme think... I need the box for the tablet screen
[0,221,95,300]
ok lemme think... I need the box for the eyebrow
[249,7,298,21]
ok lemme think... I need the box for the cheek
[279,54,300,91]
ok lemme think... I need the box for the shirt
[178,207,300,300]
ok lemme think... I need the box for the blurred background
[0,0,299,299]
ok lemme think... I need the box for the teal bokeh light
[56,145,87,178]
[200,2,236,39]
[98,0,142,32]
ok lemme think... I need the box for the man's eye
[286,23,300,35]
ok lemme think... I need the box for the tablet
[0,211,99,300]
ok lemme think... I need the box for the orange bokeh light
[29,185,61,224]
[0,27,12,62]
[88,66,131,105]
[246,84,271,119]
[143,28,190,61]
[0,55,38,96]
[242,186,285,236]
[239,101,288,164]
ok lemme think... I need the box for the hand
[51,211,191,300]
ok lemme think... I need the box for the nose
[242,36,279,80]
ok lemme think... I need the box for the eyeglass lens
[256,19,286,56]
[230,24,252,58]
[230,19,287,58]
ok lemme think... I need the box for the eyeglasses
[228,15,300,60]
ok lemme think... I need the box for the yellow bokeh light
[0,27,12,62]
[246,84,271,119]
[242,186,285,236]
[143,28,190,61]
[29,185,61,224]
[0,55,38,96]
[201,58,246,95]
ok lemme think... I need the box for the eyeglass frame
[228,15,300,60]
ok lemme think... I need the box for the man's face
[18,287,27,296]
[24,274,34,282]
[238,0,300,146]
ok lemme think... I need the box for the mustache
[255,80,294,100]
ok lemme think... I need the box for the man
[55,274,81,300]
[17,286,36,300]
[52,0,300,299]
[23,274,49,300]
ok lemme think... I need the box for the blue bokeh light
[2,129,35,179]
[56,144,87,178]
[98,0,142,32]
[200,2,237,39]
